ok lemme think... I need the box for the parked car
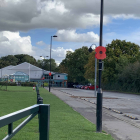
[76,85,83,88]
[78,85,84,89]
[81,85,88,89]
[75,85,79,88]
[84,85,98,90]
[73,85,77,88]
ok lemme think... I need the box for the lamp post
[88,44,97,97]
[96,0,104,132]
[1,68,2,82]
[40,56,48,88]
[49,35,57,92]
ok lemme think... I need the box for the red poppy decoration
[95,46,106,60]
[49,72,51,76]
[43,77,45,80]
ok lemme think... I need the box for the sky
[0,0,140,65]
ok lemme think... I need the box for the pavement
[45,87,140,140]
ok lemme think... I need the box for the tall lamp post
[96,0,104,132]
[40,56,48,88]
[49,35,57,92]
[88,44,97,97]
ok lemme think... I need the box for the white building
[0,62,68,87]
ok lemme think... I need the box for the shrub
[0,82,16,86]
[44,82,49,87]
[21,82,36,87]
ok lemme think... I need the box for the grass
[0,86,114,140]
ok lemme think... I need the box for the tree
[37,58,58,72]
[14,54,37,65]
[84,51,96,82]
[0,59,10,69]
[102,39,140,83]
[59,46,90,83]
[1,55,18,66]
[58,59,68,74]
[117,61,140,92]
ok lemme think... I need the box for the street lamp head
[53,35,57,37]
[40,56,49,59]
[88,44,97,53]
[88,47,93,53]
[91,44,96,48]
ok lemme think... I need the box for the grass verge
[0,86,114,140]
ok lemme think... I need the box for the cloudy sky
[0,0,140,65]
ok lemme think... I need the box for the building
[0,62,68,87]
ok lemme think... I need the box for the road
[45,87,140,140]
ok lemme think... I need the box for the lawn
[0,86,114,140]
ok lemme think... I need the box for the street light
[96,0,104,132]
[88,44,97,97]
[40,56,49,88]
[49,35,57,92]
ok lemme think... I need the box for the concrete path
[45,87,140,140]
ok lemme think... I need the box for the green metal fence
[0,86,50,140]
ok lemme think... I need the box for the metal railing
[0,86,50,140]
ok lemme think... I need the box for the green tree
[0,59,10,69]
[84,51,96,82]
[1,55,18,66]
[37,58,58,72]
[59,46,90,83]
[117,61,140,92]
[58,59,68,74]
[14,54,37,65]
[102,39,140,83]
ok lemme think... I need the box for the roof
[44,70,55,74]
[9,62,43,71]
[0,65,14,70]
[54,72,68,75]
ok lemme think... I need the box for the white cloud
[0,31,35,56]
[52,47,74,65]
[0,0,110,31]
[36,41,46,46]
[61,0,140,19]
[38,0,69,14]
[56,29,99,43]
[104,29,140,46]
[111,14,140,20]
[0,31,74,64]
[0,0,140,32]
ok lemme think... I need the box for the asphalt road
[45,87,140,140]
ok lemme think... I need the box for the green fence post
[38,97,43,104]
[39,104,50,140]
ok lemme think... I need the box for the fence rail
[0,85,50,140]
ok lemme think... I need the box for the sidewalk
[45,87,140,140]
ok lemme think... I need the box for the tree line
[0,54,58,72]
[1,39,140,93]
[58,39,140,93]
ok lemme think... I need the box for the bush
[0,82,16,86]
[44,82,49,87]
[21,82,36,87]
[102,61,140,93]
